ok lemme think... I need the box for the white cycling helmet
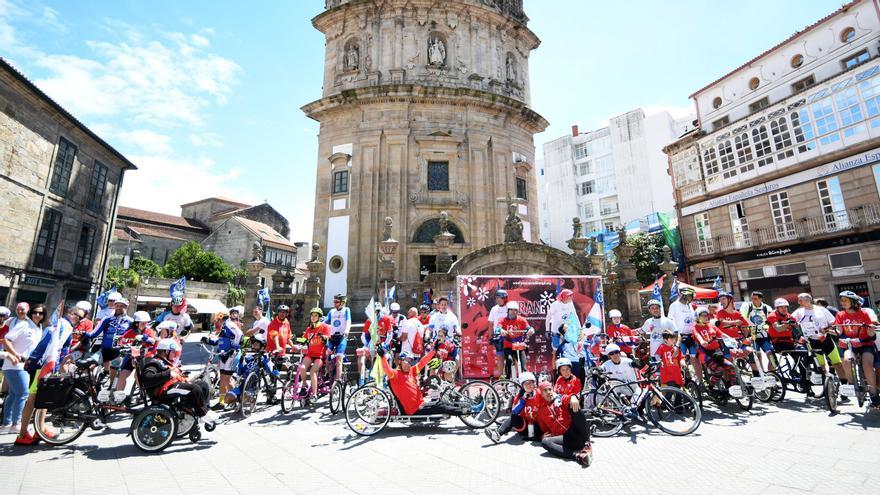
[76,300,92,313]
[646,299,661,308]
[108,292,122,301]
[774,298,789,307]
[555,357,572,370]
[440,360,457,373]
[608,309,622,318]
[156,338,180,352]
[505,301,519,311]
[229,305,244,315]
[116,298,130,307]
[695,306,710,317]
[156,320,179,333]
[133,311,151,323]
[390,302,401,312]
[518,371,537,385]
[605,343,621,354]
[0,306,10,317]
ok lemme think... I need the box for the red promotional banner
[456,275,603,379]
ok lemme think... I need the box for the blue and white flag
[97,286,116,310]
[556,278,563,295]
[587,299,604,333]
[388,285,397,302]
[712,276,722,291]
[170,277,186,298]
[670,275,680,301]
[595,284,604,307]
[257,287,271,307]
[651,276,662,302]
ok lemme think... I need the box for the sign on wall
[456,275,603,378]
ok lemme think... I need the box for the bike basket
[34,375,75,409]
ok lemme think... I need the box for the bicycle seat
[76,352,102,369]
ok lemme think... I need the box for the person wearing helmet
[693,307,737,389]
[430,327,458,373]
[656,330,683,387]
[246,306,270,344]
[266,305,291,358]
[155,320,183,364]
[487,289,510,378]
[69,301,94,350]
[94,291,122,324]
[399,307,426,359]
[495,301,534,378]
[155,293,194,339]
[387,302,406,355]
[113,311,158,401]
[546,289,580,353]
[668,285,697,348]
[600,343,640,397]
[417,304,431,325]
[555,322,592,385]
[224,338,280,408]
[85,296,133,379]
[640,299,677,357]
[484,371,542,443]
[766,298,799,359]
[376,340,448,416]
[738,291,773,370]
[536,380,593,467]
[606,309,637,356]
[295,308,331,401]
[554,357,581,395]
[714,291,748,339]
[141,339,211,419]
[834,291,879,406]
[792,293,846,390]
[325,295,352,379]
[202,311,243,408]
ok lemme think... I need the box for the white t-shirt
[159,311,194,333]
[325,307,352,336]
[791,306,834,340]
[250,316,270,343]
[600,357,639,396]
[94,306,115,324]
[399,317,424,355]
[545,300,579,335]
[668,300,695,335]
[488,305,507,330]
[428,310,460,338]
[3,319,40,370]
[641,316,677,356]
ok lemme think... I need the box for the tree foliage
[626,232,665,286]
[130,257,163,278]
[162,242,235,283]
[105,266,138,289]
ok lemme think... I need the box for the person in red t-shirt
[606,309,638,355]
[834,291,878,405]
[0,306,10,345]
[656,331,683,387]
[553,358,582,395]
[694,308,735,386]
[536,382,592,466]
[495,302,534,378]
[484,372,543,443]
[297,308,331,399]
[267,308,291,357]
[767,298,798,355]
[713,291,758,374]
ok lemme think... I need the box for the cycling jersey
[325,307,352,336]
[656,343,683,386]
[834,310,875,347]
[791,306,834,341]
[156,310,193,334]
[364,316,394,348]
[86,313,133,349]
[213,320,243,353]
[266,317,290,356]
[766,310,796,345]
[511,391,543,425]
[640,317,676,356]
[251,316,270,343]
[71,318,93,349]
[379,350,436,415]
[714,308,748,339]
[668,299,696,335]
[740,302,773,338]
[600,357,638,395]
[428,310,460,338]
[303,323,331,359]
[606,323,637,353]
[496,316,532,350]
[536,394,575,437]
[554,375,581,396]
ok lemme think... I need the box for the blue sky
[1,0,844,241]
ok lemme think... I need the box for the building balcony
[684,202,880,260]
[600,206,619,216]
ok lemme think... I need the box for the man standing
[247,306,271,344]
[266,305,291,357]
[487,290,510,379]
[85,298,133,379]
[667,287,700,382]
[427,297,459,341]
[546,289,580,352]
[398,308,424,357]
[324,294,352,382]
[740,291,774,372]
[640,299,677,357]
[155,293,194,339]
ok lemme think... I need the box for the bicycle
[585,361,701,437]
[827,324,877,412]
[696,336,754,411]
[238,349,284,418]
[280,346,350,414]
[734,328,784,403]
[190,342,223,401]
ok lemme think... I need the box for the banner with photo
[457,275,603,379]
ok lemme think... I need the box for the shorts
[852,346,876,359]
[754,338,773,353]
[551,333,561,350]
[492,338,503,355]
[809,338,841,366]
[679,336,698,357]
[101,347,120,363]
[120,355,135,372]
[219,351,238,375]
[329,334,347,356]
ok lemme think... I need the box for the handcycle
[280,343,350,414]
[344,378,500,436]
[695,336,755,411]
[826,324,877,413]
[584,360,701,437]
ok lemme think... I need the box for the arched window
[412,218,465,243]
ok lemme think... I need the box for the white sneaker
[9,424,21,434]
[0,425,12,434]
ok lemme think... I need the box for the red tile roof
[689,0,862,98]
[128,225,198,242]
[117,206,208,231]
[233,217,295,250]
[113,227,139,243]
[179,197,252,209]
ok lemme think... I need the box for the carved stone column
[304,243,325,317]
[379,217,399,283]
[613,237,641,326]
[244,258,266,330]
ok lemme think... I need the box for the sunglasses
[608,351,621,355]
[33,311,45,315]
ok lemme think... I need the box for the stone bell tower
[303,0,548,312]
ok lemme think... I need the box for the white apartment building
[539,108,691,249]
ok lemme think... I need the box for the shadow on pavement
[333,423,480,450]
[82,440,217,461]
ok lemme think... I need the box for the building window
[840,27,856,43]
[811,98,840,144]
[574,143,588,159]
[770,117,794,160]
[328,255,344,273]
[748,97,770,113]
[816,177,849,231]
[694,213,713,254]
[729,202,750,248]
[874,164,880,196]
[412,218,465,243]
[751,125,774,168]
[577,162,593,176]
[791,54,804,69]
[768,192,796,241]
[829,251,863,276]
[603,221,615,231]
[712,116,730,131]
[791,75,815,93]
[515,177,528,200]
[34,208,62,269]
[790,110,817,152]
[49,137,77,197]
[718,140,737,179]
[86,161,108,213]
[712,97,722,109]
[579,203,594,219]
[701,267,721,278]
[841,49,869,70]
[579,180,594,196]
[749,77,760,90]
[594,155,614,175]
[776,262,807,275]
[835,87,866,137]
[703,147,719,175]
[74,223,96,277]
[861,75,880,128]
[427,161,449,191]
[734,133,753,170]
[332,170,349,194]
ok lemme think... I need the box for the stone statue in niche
[382,216,393,241]
[428,36,446,66]
[506,54,517,82]
[503,202,524,243]
[345,43,359,71]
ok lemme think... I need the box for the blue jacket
[86,314,133,349]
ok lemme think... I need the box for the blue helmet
[495,289,508,299]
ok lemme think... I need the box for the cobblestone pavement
[1,337,878,495]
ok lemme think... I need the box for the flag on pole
[169,277,186,297]
[365,296,387,384]
[556,279,563,295]
[670,275,680,301]
[97,286,116,310]
[50,298,65,328]
[257,287,270,308]
[587,299,604,334]
[388,285,397,301]
[712,276,722,291]
[651,276,662,302]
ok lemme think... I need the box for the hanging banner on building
[456,275,603,379]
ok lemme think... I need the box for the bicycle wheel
[766,371,785,402]
[280,378,298,413]
[175,411,196,438]
[791,356,809,394]
[33,389,90,446]
[329,380,344,414]
[457,380,500,429]
[239,373,261,418]
[825,377,839,413]
[734,388,753,411]
[491,379,520,424]
[345,385,391,436]
[853,359,867,408]
[131,405,177,452]
[589,391,626,438]
[646,386,701,436]
[807,365,826,399]
[684,380,703,411]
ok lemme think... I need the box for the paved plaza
[0,335,878,495]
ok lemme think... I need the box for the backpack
[411,329,424,355]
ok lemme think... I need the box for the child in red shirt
[656,330,683,387]
[553,358,582,395]
[297,309,331,399]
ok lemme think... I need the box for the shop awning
[638,275,719,299]
[136,296,227,314]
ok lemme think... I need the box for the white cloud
[117,129,173,154]
[189,132,222,147]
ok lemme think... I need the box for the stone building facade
[0,58,136,307]
[665,0,880,305]
[304,0,548,310]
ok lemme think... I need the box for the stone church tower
[304,0,548,309]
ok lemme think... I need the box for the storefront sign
[695,276,723,285]
[457,275,602,378]
[22,275,56,288]
[724,230,880,264]
[682,146,880,217]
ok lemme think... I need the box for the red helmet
[559,289,574,300]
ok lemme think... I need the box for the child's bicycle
[280,345,350,414]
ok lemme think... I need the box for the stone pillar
[612,236,641,326]
[244,258,265,330]
[304,243,325,314]
[433,211,456,274]
[378,217,399,283]
[658,246,678,312]
[566,236,592,274]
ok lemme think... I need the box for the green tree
[105,266,139,289]
[162,242,235,283]
[627,232,665,286]
[129,256,163,278]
